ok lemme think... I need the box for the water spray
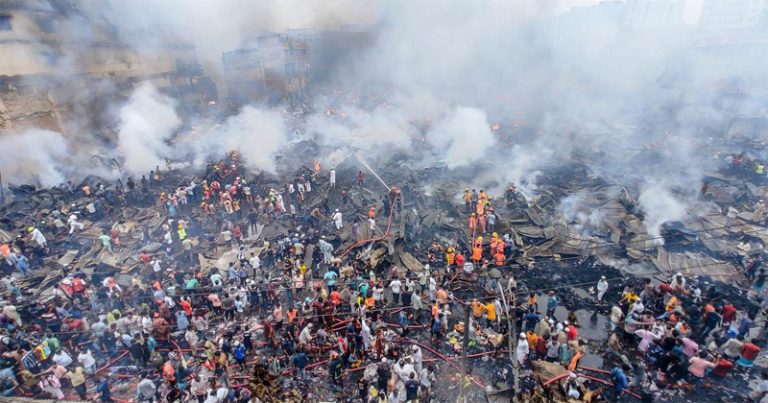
[356,154,391,192]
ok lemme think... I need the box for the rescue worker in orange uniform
[368,207,376,220]
[476,198,485,216]
[494,249,505,267]
[479,213,487,234]
[472,243,483,265]
[490,232,500,251]
[495,238,506,255]
[469,213,477,233]
[446,247,456,267]
[463,188,472,213]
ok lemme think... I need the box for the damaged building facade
[222,35,310,108]
[0,0,217,138]
[222,26,376,108]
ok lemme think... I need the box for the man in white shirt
[389,278,402,306]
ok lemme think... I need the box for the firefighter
[472,243,483,265]
[463,188,472,213]
[446,247,456,267]
[494,249,505,267]
[469,213,477,233]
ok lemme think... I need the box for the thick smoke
[0,130,71,187]
[638,182,688,240]
[427,107,495,169]
[117,83,181,176]
[193,107,287,174]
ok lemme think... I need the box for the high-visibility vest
[472,247,482,261]
[446,252,455,265]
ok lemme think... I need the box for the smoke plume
[0,130,71,187]
[116,83,181,176]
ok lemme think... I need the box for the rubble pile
[0,128,765,403]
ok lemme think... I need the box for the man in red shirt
[567,322,578,341]
[721,302,738,326]
[712,357,734,377]
[741,342,761,361]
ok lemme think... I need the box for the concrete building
[0,0,216,137]
[286,26,376,85]
[222,34,310,107]
[698,0,767,29]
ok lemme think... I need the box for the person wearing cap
[463,188,472,212]
[331,209,343,231]
[516,333,530,366]
[597,276,609,303]
[411,344,423,373]
[329,350,344,388]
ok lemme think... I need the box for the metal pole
[458,305,470,402]
[497,281,519,402]
[511,288,519,400]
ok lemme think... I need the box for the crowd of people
[0,150,765,403]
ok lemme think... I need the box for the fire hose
[339,193,399,259]
[395,337,486,389]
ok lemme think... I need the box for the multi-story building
[0,0,217,136]
[286,25,376,85]
[222,34,310,107]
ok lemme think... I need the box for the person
[405,372,420,402]
[329,351,344,388]
[324,269,338,292]
[687,351,716,394]
[463,188,472,212]
[330,168,336,189]
[67,365,88,400]
[332,209,343,231]
[597,276,609,303]
[389,277,402,306]
[357,170,365,187]
[516,333,529,366]
[546,290,558,319]
[96,376,111,402]
[136,375,157,402]
[292,350,309,379]
[610,365,629,402]
[98,232,113,253]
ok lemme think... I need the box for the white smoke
[117,83,181,176]
[638,182,688,240]
[427,107,495,169]
[558,192,605,233]
[0,130,70,187]
[194,106,287,174]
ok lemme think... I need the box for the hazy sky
[562,0,704,24]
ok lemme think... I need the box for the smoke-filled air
[1,0,767,402]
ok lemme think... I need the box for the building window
[0,15,11,31]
